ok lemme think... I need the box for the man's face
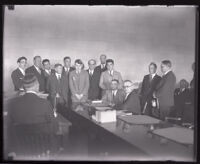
[111,81,118,90]
[75,63,82,72]
[88,60,96,70]
[123,82,133,94]
[107,62,114,71]
[34,57,41,68]
[64,59,71,68]
[161,63,168,74]
[100,55,106,64]
[43,61,51,70]
[180,80,188,89]
[18,59,27,69]
[149,65,156,74]
[55,66,63,74]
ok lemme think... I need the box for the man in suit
[102,79,125,110]
[95,54,107,99]
[11,57,27,91]
[42,59,55,93]
[62,56,75,107]
[95,54,107,73]
[46,63,69,110]
[174,79,190,118]
[155,60,176,120]
[87,59,101,101]
[99,59,123,97]
[119,80,141,114]
[7,73,58,134]
[140,62,161,116]
[69,59,89,106]
[25,56,45,92]
[62,56,75,76]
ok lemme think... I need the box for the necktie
[112,91,115,102]
[90,71,93,76]
[149,74,153,82]
[38,68,41,74]
[58,75,61,82]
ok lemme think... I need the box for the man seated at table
[102,79,125,109]
[119,80,141,114]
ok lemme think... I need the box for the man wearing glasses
[120,80,141,114]
[11,56,27,91]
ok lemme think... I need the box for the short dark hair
[88,59,96,65]
[180,79,189,88]
[63,56,71,61]
[42,59,50,65]
[149,62,157,69]
[162,60,172,68]
[22,73,38,89]
[106,59,114,65]
[75,59,83,65]
[111,79,119,83]
[17,56,27,63]
[100,54,106,58]
[54,63,62,68]
[33,56,41,61]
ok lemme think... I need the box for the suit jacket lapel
[17,68,24,77]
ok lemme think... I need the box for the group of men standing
[11,53,182,121]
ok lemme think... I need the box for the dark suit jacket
[102,89,125,110]
[174,88,190,117]
[87,69,101,100]
[120,90,141,114]
[25,66,45,92]
[42,69,55,93]
[95,65,107,74]
[155,71,176,107]
[140,74,161,106]
[46,73,69,107]
[7,93,58,134]
[11,68,25,91]
[62,66,75,77]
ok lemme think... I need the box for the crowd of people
[6,54,195,157]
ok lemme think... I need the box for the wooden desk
[68,104,194,161]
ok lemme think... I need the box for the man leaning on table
[102,79,125,109]
[119,80,141,114]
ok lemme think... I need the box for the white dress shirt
[101,64,106,69]
[164,69,171,76]
[64,67,70,72]
[125,92,130,100]
[45,69,51,75]
[108,70,114,76]
[112,90,117,96]
[55,73,62,80]
[18,67,25,76]
[89,69,94,75]
[34,65,41,74]
[151,73,156,79]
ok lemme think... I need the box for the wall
[3,5,196,93]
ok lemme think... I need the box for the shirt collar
[108,70,114,75]
[55,72,61,78]
[164,69,171,75]
[64,66,70,71]
[34,65,40,71]
[112,89,117,95]
[89,69,94,74]
[18,67,25,75]
[45,69,51,74]
[150,73,156,78]
[101,64,106,69]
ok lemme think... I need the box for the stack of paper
[95,110,116,123]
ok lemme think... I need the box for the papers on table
[152,127,193,145]
[118,115,161,125]
[92,109,117,123]
[95,106,112,111]
[92,100,103,103]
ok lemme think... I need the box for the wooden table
[67,104,195,161]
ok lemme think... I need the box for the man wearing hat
[11,56,27,91]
